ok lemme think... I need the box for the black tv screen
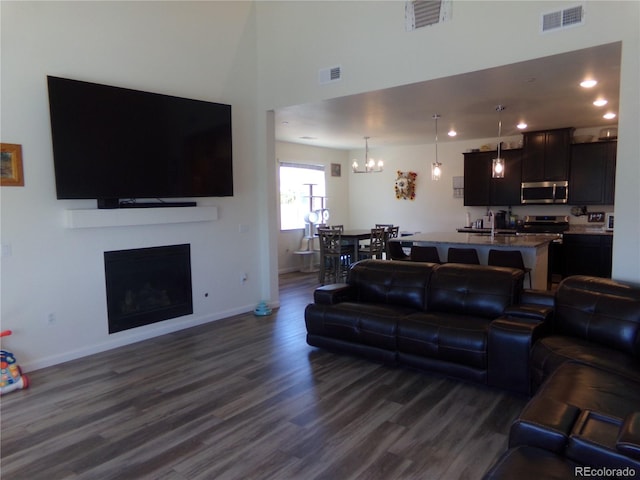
[47,76,233,205]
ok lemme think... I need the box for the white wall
[257,1,640,283]
[0,2,263,371]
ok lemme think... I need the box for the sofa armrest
[520,289,555,308]
[488,315,549,395]
[313,283,355,305]
[504,304,554,323]
[618,412,640,460]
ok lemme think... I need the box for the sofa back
[428,264,524,318]
[348,259,436,310]
[555,276,640,357]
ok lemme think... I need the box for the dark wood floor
[0,271,527,480]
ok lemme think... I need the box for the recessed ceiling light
[580,79,597,88]
[603,112,616,120]
[517,122,528,129]
[448,129,457,137]
[593,99,608,107]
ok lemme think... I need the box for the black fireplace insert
[104,244,193,334]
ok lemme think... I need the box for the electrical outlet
[47,313,56,325]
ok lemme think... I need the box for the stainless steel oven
[517,216,569,287]
[521,181,569,204]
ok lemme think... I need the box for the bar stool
[410,246,441,263]
[488,249,532,288]
[447,247,480,264]
[388,240,410,261]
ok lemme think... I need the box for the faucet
[489,209,495,237]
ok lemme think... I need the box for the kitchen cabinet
[463,149,522,206]
[464,151,491,206]
[562,233,613,278]
[522,128,573,182]
[569,140,616,205]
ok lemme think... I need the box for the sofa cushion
[348,259,436,311]
[511,363,640,455]
[531,335,640,387]
[554,275,640,358]
[397,312,491,369]
[305,302,414,351]
[428,264,523,319]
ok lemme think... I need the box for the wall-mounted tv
[47,76,233,208]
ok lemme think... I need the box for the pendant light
[492,105,505,179]
[352,136,383,173]
[431,114,442,181]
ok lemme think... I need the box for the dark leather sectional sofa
[304,259,640,478]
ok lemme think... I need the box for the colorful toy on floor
[1,330,29,395]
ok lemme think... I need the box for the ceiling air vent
[405,0,452,31]
[541,4,584,33]
[318,65,342,85]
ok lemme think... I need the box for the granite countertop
[457,226,613,236]
[394,232,553,248]
[456,227,517,234]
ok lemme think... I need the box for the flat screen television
[47,76,233,208]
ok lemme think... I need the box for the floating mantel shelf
[65,206,218,229]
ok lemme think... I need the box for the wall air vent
[318,65,342,85]
[541,4,584,33]
[405,0,452,31]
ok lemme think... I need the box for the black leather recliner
[484,275,640,478]
[305,259,524,384]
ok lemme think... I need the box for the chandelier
[352,136,383,173]
[431,114,442,181]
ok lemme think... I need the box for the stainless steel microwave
[521,181,569,204]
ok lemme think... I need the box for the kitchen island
[392,232,553,289]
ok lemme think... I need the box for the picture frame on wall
[1,143,24,187]
[331,163,341,177]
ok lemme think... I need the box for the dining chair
[375,223,394,230]
[410,245,441,263]
[358,227,386,260]
[317,228,347,285]
[488,249,532,288]
[447,247,480,264]
[384,226,400,259]
[329,225,355,263]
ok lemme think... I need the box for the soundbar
[97,198,197,209]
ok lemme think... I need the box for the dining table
[339,229,372,262]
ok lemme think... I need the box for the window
[279,162,326,230]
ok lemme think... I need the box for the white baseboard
[21,302,278,373]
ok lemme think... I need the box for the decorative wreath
[394,170,417,200]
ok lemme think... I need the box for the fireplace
[104,244,193,334]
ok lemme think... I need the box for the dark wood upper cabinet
[522,128,573,182]
[463,149,522,206]
[569,140,617,205]
[463,151,491,206]
[490,149,522,206]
